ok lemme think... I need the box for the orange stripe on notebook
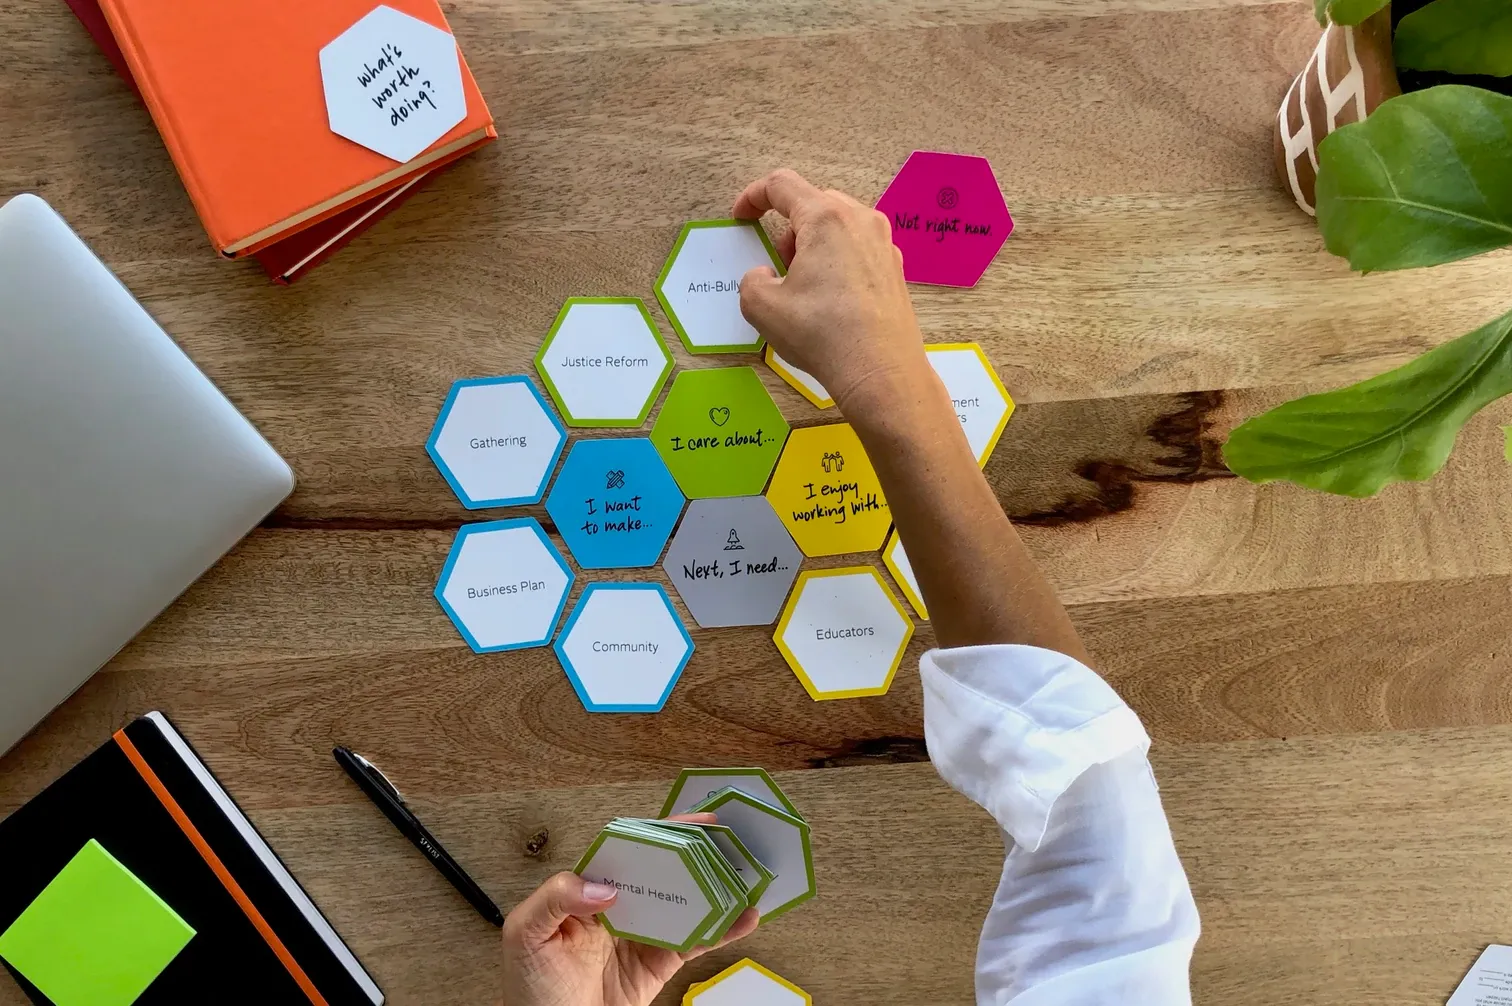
[114,729,329,1006]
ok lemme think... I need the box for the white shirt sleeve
[921,644,1200,1006]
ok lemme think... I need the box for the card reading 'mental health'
[575,829,720,954]
[320,4,469,163]
[875,151,1014,287]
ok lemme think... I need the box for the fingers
[666,812,719,825]
[503,872,616,947]
[737,265,786,336]
[733,169,824,222]
[775,226,796,267]
[680,907,761,963]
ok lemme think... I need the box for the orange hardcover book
[95,0,495,257]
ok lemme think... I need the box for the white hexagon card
[775,567,914,700]
[575,832,718,953]
[882,530,928,620]
[426,376,566,509]
[435,518,573,652]
[319,5,468,163]
[554,584,694,712]
[925,343,1014,467]
[656,221,782,354]
[662,497,802,629]
[659,767,803,820]
[686,959,811,1006]
[535,298,673,427]
[688,788,815,921]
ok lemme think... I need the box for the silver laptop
[0,194,294,755]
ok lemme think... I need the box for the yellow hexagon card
[685,958,811,1006]
[774,566,913,700]
[765,423,891,556]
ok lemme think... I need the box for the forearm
[840,365,1088,660]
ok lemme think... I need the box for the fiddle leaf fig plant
[1226,0,1512,497]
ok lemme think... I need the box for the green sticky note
[0,839,195,1006]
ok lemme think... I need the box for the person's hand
[501,814,759,1006]
[733,169,928,413]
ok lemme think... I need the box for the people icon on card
[821,451,844,474]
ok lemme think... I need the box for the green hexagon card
[650,368,789,498]
[534,297,673,427]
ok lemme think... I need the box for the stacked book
[65,0,496,283]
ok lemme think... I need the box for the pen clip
[351,750,409,808]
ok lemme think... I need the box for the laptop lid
[0,194,294,755]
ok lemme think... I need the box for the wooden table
[6,0,1512,1003]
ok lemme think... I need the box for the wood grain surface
[4,0,1512,1003]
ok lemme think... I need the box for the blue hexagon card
[554,583,694,712]
[426,376,566,509]
[545,438,685,569]
[435,518,574,652]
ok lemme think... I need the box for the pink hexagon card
[875,151,1013,287]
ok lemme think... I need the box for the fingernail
[583,882,617,902]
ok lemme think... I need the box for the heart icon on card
[708,407,731,426]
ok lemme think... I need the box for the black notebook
[0,712,383,1005]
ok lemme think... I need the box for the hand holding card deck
[574,768,816,952]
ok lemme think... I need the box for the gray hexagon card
[662,497,802,628]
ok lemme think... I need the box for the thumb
[504,872,617,947]
[738,265,787,337]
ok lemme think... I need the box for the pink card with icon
[875,150,1014,287]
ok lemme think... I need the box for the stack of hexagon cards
[575,768,815,952]
[684,959,811,1005]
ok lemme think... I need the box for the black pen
[333,746,504,927]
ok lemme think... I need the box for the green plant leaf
[1223,306,1512,496]
[1396,0,1512,77]
[1315,0,1388,25]
[1315,85,1512,272]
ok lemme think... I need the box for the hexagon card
[662,497,801,629]
[535,298,673,427]
[926,343,1014,467]
[764,347,833,410]
[554,584,694,712]
[882,530,929,620]
[650,368,789,499]
[426,376,566,509]
[688,788,815,921]
[775,567,913,700]
[659,767,803,820]
[546,438,684,569]
[574,830,720,953]
[765,423,890,556]
[435,518,573,652]
[320,5,468,163]
[656,221,782,354]
[875,151,1014,287]
[686,960,812,1006]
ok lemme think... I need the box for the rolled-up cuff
[921,644,1150,852]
